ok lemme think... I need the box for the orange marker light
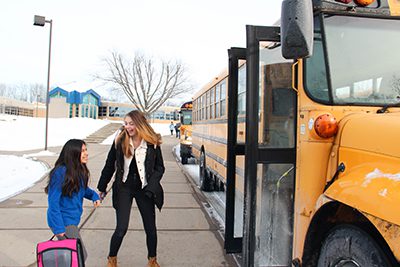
[354,0,375,6]
[314,114,339,138]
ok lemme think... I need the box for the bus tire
[317,224,391,267]
[199,151,212,191]
[218,180,225,192]
[213,176,223,191]
[181,155,188,164]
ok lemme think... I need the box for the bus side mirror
[281,0,314,59]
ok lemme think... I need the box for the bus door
[225,47,246,253]
[244,26,297,266]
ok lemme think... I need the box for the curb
[170,145,240,267]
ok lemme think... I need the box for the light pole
[33,15,52,151]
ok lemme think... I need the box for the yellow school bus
[222,0,400,266]
[179,101,193,164]
[192,69,230,191]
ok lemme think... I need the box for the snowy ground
[0,114,171,202]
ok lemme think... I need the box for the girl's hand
[56,233,66,240]
[93,200,101,208]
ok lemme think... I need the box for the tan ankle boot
[107,256,118,267]
[147,256,160,267]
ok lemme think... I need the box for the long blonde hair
[116,110,162,157]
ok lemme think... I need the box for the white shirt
[122,138,148,188]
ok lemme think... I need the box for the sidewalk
[0,135,236,267]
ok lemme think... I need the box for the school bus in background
[191,68,236,191]
[179,101,193,164]
[219,0,400,266]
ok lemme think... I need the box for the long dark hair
[45,139,90,196]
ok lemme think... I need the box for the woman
[98,110,165,267]
[46,139,101,262]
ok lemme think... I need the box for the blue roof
[49,87,68,97]
[49,87,101,106]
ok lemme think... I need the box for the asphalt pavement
[0,135,237,267]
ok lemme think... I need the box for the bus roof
[193,68,228,100]
[180,101,193,110]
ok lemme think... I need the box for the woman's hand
[99,191,107,201]
[93,200,101,208]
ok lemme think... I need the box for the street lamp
[33,15,52,151]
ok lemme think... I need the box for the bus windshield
[181,110,192,125]
[306,15,400,105]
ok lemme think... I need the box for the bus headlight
[314,113,339,138]
[335,0,375,6]
[354,0,375,6]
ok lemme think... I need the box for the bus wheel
[199,151,212,191]
[181,155,188,164]
[213,176,223,191]
[218,180,225,192]
[317,224,391,267]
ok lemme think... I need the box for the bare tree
[0,83,46,103]
[105,87,127,102]
[15,84,30,102]
[29,83,47,103]
[98,51,192,115]
[5,84,19,100]
[0,83,7,97]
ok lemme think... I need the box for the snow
[0,115,110,151]
[0,155,48,202]
[0,114,171,202]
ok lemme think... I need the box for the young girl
[45,139,101,261]
[98,110,165,267]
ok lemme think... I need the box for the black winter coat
[97,141,165,210]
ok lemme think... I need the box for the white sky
[0,0,282,98]
[0,114,172,202]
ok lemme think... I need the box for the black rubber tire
[213,176,224,191]
[199,151,212,191]
[218,180,225,192]
[181,155,188,164]
[317,224,391,267]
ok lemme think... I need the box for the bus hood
[325,113,400,225]
[340,113,400,158]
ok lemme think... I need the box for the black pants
[109,186,157,258]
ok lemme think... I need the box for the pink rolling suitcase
[36,236,85,267]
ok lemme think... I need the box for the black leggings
[109,188,157,258]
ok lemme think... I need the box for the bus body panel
[326,149,400,225]
[192,122,228,178]
[340,113,400,158]
[388,0,400,15]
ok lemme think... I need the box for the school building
[0,87,180,122]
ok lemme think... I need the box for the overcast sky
[0,0,282,100]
